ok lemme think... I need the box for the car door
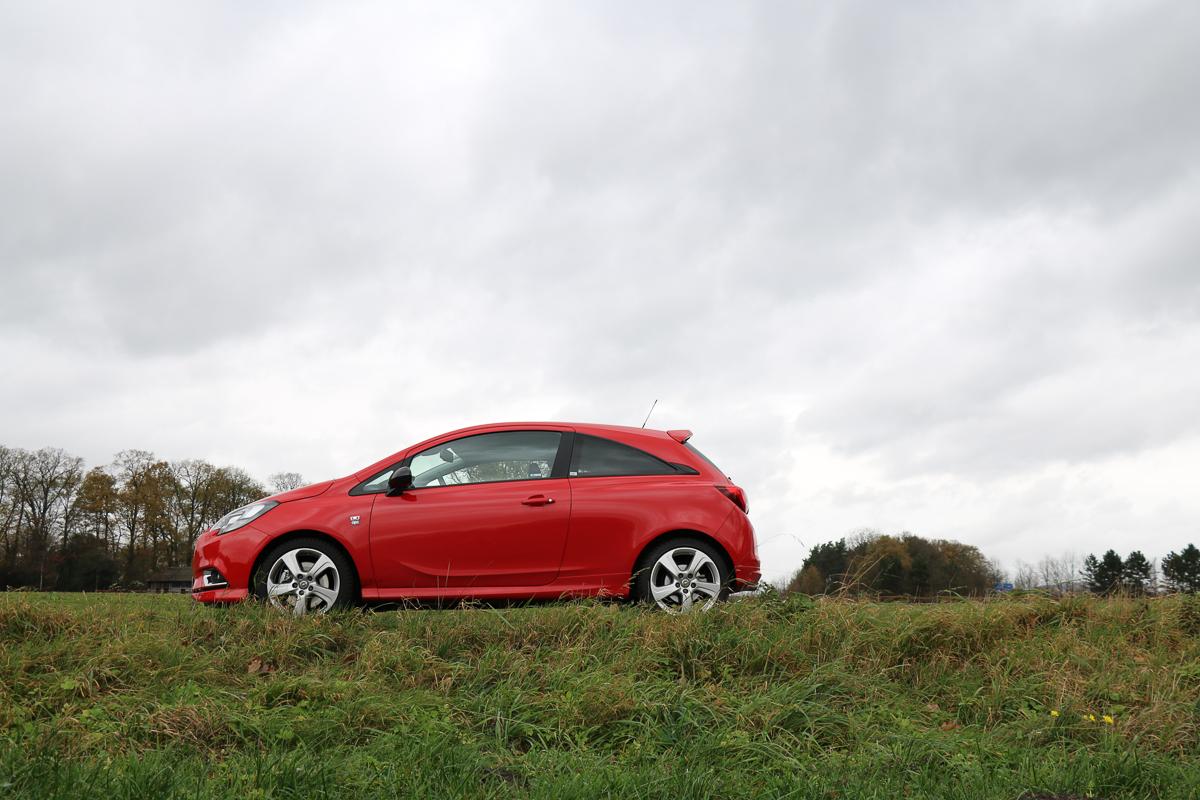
[367,429,571,589]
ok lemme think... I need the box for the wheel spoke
[309,583,338,608]
[280,551,302,580]
[688,551,716,577]
[268,582,293,598]
[308,554,336,580]
[654,553,680,580]
[681,591,694,612]
[292,594,308,616]
[650,582,679,603]
[693,580,720,598]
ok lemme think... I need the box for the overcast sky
[2,1,1198,582]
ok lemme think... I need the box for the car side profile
[192,422,759,613]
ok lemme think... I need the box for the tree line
[786,530,1004,597]
[1011,547,1200,595]
[789,533,1200,598]
[0,444,304,591]
[1077,547,1200,595]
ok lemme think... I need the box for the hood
[267,480,334,503]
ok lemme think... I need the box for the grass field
[1,592,1198,799]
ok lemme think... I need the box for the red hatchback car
[192,422,759,614]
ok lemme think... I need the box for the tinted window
[684,441,723,475]
[569,435,678,478]
[409,431,561,488]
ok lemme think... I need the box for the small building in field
[146,568,193,594]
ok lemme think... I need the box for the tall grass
[1,592,1198,798]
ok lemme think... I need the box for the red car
[192,422,759,614]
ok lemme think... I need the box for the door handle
[522,495,554,506]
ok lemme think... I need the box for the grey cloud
[2,1,1199,581]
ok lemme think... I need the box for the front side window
[569,434,678,478]
[358,469,395,494]
[408,430,561,488]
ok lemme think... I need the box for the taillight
[715,484,748,513]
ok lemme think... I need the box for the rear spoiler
[667,429,693,443]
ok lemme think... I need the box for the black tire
[633,536,731,612]
[253,536,358,613]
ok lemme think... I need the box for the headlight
[214,500,278,534]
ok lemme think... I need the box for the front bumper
[191,524,270,603]
[191,586,250,603]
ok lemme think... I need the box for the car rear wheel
[635,537,730,613]
[255,537,355,615]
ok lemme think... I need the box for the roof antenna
[641,399,658,429]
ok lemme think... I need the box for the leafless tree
[3,448,83,588]
[1013,552,1084,593]
[269,472,306,493]
[172,459,219,559]
[1013,561,1039,590]
[1038,552,1082,592]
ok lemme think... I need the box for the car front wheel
[255,537,355,615]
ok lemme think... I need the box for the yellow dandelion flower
[1087,714,1096,722]
[1050,710,1060,718]
[1103,715,1114,725]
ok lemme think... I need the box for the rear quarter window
[570,435,679,477]
[684,441,724,475]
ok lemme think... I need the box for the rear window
[684,441,724,475]
[570,435,678,477]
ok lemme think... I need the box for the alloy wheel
[266,547,341,616]
[647,546,722,613]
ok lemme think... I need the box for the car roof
[352,422,687,480]
[449,421,674,438]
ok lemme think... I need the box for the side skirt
[362,576,631,602]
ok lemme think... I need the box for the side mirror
[386,467,413,495]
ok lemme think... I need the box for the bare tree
[1014,552,1083,592]
[1038,552,1081,593]
[10,448,83,589]
[171,459,219,560]
[0,446,23,583]
[986,558,1008,588]
[269,472,305,493]
[1013,561,1039,590]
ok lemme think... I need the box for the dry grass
[1,591,1198,798]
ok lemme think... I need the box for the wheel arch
[630,528,734,599]
[250,529,362,601]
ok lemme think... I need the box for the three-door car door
[367,430,571,588]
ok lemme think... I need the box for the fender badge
[349,515,361,526]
